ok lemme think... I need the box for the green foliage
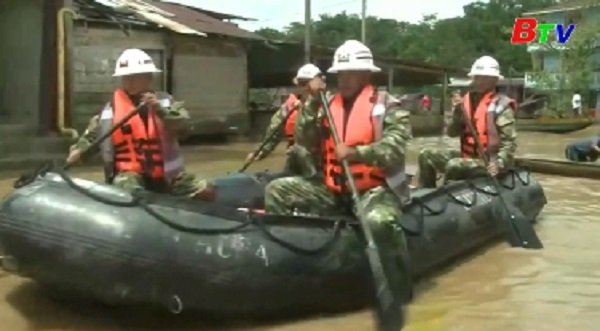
[254,0,559,72]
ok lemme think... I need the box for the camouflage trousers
[284,145,319,178]
[264,176,407,253]
[417,147,486,188]
[113,171,210,197]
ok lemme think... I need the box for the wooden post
[38,0,61,135]
[64,0,75,131]
[304,0,311,63]
[440,72,448,115]
[387,67,394,92]
[361,0,366,43]
[437,71,449,152]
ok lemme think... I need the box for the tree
[254,0,560,74]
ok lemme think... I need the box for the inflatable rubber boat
[0,168,546,317]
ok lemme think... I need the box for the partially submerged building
[0,0,263,168]
[68,0,264,135]
[0,0,465,168]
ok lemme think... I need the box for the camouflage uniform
[70,97,210,197]
[417,92,517,188]
[254,98,311,174]
[253,107,287,160]
[264,91,412,262]
[254,103,295,159]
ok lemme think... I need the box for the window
[532,53,545,70]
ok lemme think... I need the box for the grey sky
[167,0,482,30]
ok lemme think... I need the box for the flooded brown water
[1,127,599,330]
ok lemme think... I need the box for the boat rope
[11,162,531,255]
[12,163,344,255]
[408,168,531,236]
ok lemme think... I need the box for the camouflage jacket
[447,92,517,167]
[70,96,190,159]
[294,91,412,170]
[254,98,303,159]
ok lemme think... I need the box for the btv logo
[510,18,576,44]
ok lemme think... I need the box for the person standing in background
[421,94,431,111]
[572,91,582,117]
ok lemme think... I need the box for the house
[68,0,264,135]
[449,77,527,102]
[523,0,600,93]
[0,0,263,168]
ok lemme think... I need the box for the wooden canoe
[516,157,600,179]
[516,118,594,134]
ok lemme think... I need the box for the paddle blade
[365,246,406,331]
[491,198,543,249]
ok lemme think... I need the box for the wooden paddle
[14,103,146,189]
[64,103,146,171]
[462,105,543,249]
[319,91,405,331]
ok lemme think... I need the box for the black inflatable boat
[0,169,546,316]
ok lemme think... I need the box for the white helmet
[113,48,162,77]
[328,40,380,73]
[293,63,321,84]
[468,55,503,79]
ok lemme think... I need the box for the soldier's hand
[334,144,356,160]
[66,148,82,165]
[246,151,260,162]
[487,161,498,176]
[141,92,159,107]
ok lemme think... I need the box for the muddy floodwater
[1,128,599,330]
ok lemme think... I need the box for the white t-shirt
[572,93,581,108]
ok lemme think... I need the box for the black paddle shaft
[64,103,145,171]
[239,105,296,173]
[462,105,543,249]
[319,91,405,331]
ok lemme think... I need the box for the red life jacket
[460,92,516,158]
[322,85,386,193]
[100,89,176,179]
[98,90,185,183]
[281,94,300,145]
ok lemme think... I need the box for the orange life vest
[111,88,166,178]
[99,90,185,183]
[281,94,300,145]
[460,92,515,158]
[322,85,386,193]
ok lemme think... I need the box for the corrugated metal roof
[264,41,464,74]
[101,0,206,35]
[74,0,263,39]
[149,1,264,40]
[161,3,256,22]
